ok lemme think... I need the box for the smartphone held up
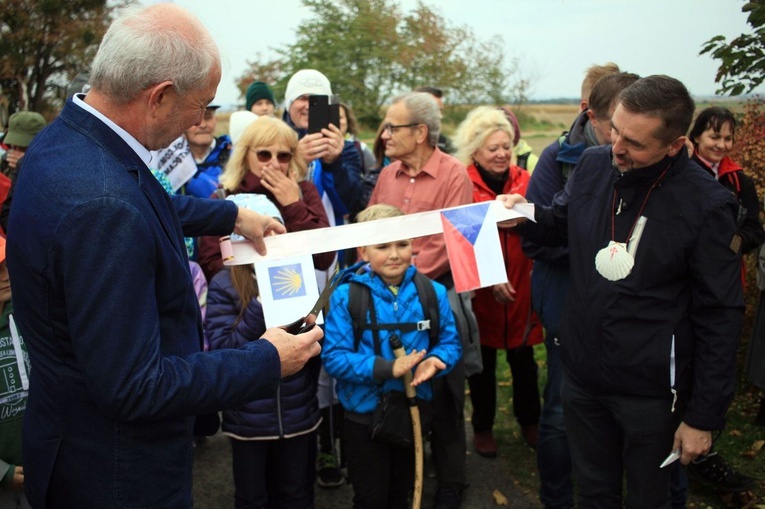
[308,94,340,134]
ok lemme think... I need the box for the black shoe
[755,399,765,426]
[686,452,754,493]
[316,452,344,489]
[433,485,463,509]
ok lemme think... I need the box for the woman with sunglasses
[198,116,335,280]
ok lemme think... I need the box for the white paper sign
[151,135,197,191]
[253,254,321,328]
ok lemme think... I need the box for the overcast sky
[146,0,760,108]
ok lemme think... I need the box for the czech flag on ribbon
[440,202,507,293]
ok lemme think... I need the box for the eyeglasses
[382,123,420,136]
[252,149,293,164]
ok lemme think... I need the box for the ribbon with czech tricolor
[220,201,535,293]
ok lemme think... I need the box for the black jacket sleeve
[734,171,764,254]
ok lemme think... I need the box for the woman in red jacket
[689,107,763,260]
[454,106,543,457]
[198,116,334,281]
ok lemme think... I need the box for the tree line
[0,0,761,127]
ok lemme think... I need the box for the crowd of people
[0,4,763,509]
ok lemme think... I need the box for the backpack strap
[726,171,742,195]
[412,271,439,349]
[558,133,575,186]
[349,271,439,353]
[348,280,372,353]
[353,139,366,174]
[516,152,530,170]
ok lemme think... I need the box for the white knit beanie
[229,110,259,146]
[284,69,332,109]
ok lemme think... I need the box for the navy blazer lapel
[59,101,187,260]
[136,166,187,260]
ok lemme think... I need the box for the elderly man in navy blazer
[6,4,322,507]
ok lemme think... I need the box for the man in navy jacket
[523,72,639,509]
[501,75,742,509]
[6,4,322,507]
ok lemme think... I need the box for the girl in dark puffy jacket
[206,231,321,508]
[203,121,326,507]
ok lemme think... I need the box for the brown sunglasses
[252,149,293,164]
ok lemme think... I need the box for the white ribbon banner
[221,201,534,265]
[221,201,535,265]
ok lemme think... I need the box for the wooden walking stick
[389,334,424,509]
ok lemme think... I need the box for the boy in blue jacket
[322,204,462,509]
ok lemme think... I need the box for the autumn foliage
[731,98,765,323]
[732,99,765,190]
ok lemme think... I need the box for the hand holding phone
[308,95,340,134]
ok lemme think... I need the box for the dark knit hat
[245,81,276,111]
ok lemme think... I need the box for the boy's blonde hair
[581,62,620,105]
[355,203,404,223]
[356,204,410,255]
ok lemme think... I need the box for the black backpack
[347,271,440,354]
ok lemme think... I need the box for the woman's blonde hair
[219,116,306,192]
[232,264,258,303]
[227,265,259,323]
[453,106,515,167]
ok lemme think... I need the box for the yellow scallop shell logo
[268,263,307,300]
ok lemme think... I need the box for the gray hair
[453,106,514,167]
[392,92,441,147]
[89,4,220,104]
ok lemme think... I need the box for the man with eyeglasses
[414,86,456,155]
[368,91,475,509]
[181,102,232,200]
[6,5,323,506]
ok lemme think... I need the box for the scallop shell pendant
[595,241,634,281]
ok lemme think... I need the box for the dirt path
[192,424,539,509]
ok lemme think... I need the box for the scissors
[281,266,341,335]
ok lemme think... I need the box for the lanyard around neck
[610,163,672,244]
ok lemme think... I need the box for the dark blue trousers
[229,431,316,509]
[343,418,414,509]
[562,372,680,509]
